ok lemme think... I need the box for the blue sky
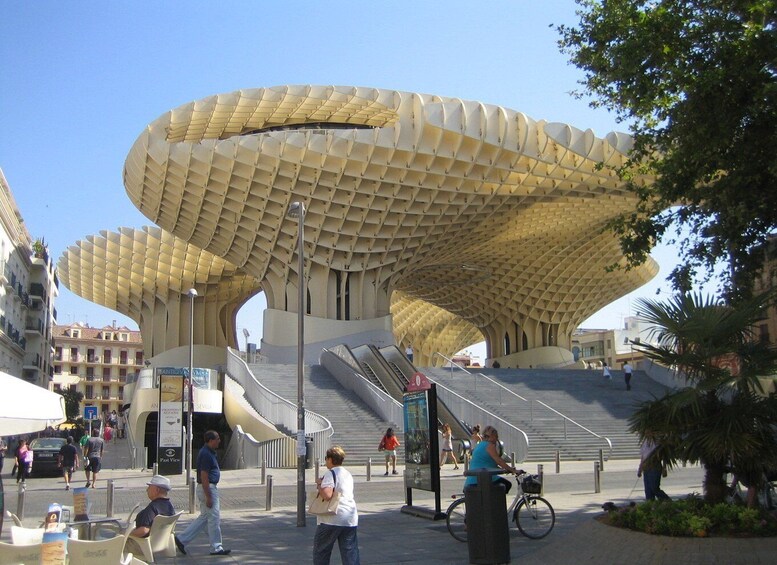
[1,1,682,356]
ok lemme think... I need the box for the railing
[226,347,332,466]
[433,352,613,460]
[223,425,296,470]
[320,348,404,429]
[430,377,530,463]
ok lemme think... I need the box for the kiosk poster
[403,390,433,490]
[158,374,184,475]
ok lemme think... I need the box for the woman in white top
[313,446,360,565]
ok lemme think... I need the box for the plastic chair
[0,540,41,564]
[124,511,183,563]
[67,535,130,565]
[10,525,44,544]
[94,502,142,540]
[5,509,23,527]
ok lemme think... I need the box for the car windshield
[29,438,66,449]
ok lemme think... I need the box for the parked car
[29,437,66,477]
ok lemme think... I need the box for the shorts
[62,465,76,477]
[86,457,102,473]
[442,448,453,453]
[384,450,396,462]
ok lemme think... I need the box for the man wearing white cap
[128,475,176,538]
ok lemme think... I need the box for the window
[119,368,127,377]
[54,347,62,361]
[103,368,111,381]
[103,332,112,341]
[102,385,109,398]
[87,348,96,363]
[54,365,61,374]
[135,351,144,365]
[72,330,79,338]
[120,350,128,364]
[103,350,112,364]
[86,367,95,380]
[69,366,78,375]
[85,385,94,398]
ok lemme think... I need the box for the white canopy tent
[0,371,66,435]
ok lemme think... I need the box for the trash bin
[463,468,510,564]
[304,436,314,470]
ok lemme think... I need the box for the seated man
[129,475,175,538]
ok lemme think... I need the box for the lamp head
[188,288,198,298]
[287,201,305,219]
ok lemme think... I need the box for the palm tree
[629,292,777,505]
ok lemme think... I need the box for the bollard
[594,461,601,493]
[17,481,26,520]
[555,450,560,474]
[315,458,320,481]
[464,451,470,473]
[367,457,372,482]
[153,462,158,475]
[107,479,115,517]
[510,452,516,466]
[189,481,196,514]
[261,458,267,485]
[537,464,544,495]
[599,449,604,472]
[266,475,273,511]
[142,447,148,471]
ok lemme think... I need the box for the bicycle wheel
[446,498,468,542]
[514,496,555,539]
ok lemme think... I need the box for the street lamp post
[287,201,306,527]
[186,288,198,487]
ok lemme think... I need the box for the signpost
[401,372,444,520]
[157,372,184,475]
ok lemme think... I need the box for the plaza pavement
[3,437,777,564]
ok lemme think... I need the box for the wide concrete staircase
[248,363,404,466]
[425,367,670,461]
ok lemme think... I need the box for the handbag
[308,469,341,515]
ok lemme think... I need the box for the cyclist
[464,425,522,493]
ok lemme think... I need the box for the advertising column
[157,370,185,475]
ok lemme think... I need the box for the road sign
[84,406,98,420]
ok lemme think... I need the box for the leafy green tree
[58,388,84,422]
[629,292,777,505]
[558,1,777,298]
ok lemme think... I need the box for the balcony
[25,318,43,336]
[28,282,46,301]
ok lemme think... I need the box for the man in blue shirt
[175,430,231,556]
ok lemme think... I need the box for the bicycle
[446,472,555,541]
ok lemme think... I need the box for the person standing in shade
[405,344,414,364]
[84,428,104,488]
[0,437,6,474]
[378,428,400,476]
[175,430,231,556]
[623,361,633,391]
[637,433,670,501]
[602,362,612,380]
[313,446,360,565]
[57,436,79,490]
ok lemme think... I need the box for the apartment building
[0,168,59,386]
[51,322,144,416]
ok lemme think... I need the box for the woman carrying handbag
[312,446,360,565]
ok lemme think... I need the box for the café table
[65,516,126,540]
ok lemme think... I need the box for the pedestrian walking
[175,430,231,556]
[602,362,612,380]
[439,423,459,470]
[405,344,414,364]
[58,436,79,490]
[313,446,360,565]
[623,361,633,390]
[637,433,670,501]
[84,428,104,488]
[378,428,400,476]
[15,439,32,484]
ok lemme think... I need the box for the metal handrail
[533,399,613,459]
[226,348,333,465]
[434,352,474,376]
[432,351,613,460]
